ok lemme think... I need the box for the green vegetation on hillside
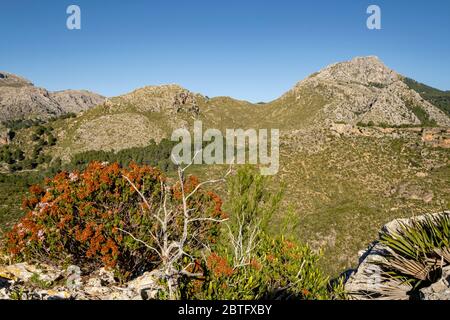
[68,138,177,172]
[2,164,339,299]
[404,77,450,117]
[0,124,56,172]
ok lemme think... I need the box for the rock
[65,265,82,290]
[344,242,393,300]
[0,262,61,283]
[420,266,450,300]
[0,71,105,122]
[83,285,112,298]
[127,270,163,300]
[416,172,428,178]
[97,267,116,286]
[39,289,72,300]
[0,288,9,299]
[106,288,140,300]
[345,211,450,300]
[0,124,10,145]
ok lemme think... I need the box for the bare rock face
[0,72,33,87]
[0,71,105,122]
[113,84,201,115]
[284,56,450,127]
[51,90,107,115]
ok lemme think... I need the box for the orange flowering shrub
[4,162,224,280]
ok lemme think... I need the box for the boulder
[126,269,164,300]
[420,266,450,300]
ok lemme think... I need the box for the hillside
[32,56,447,160]
[0,56,449,276]
[404,77,450,117]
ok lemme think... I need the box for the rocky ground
[0,261,162,300]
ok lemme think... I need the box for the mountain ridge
[2,56,450,157]
[0,71,106,123]
[1,57,449,277]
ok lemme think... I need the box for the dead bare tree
[119,151,232,299]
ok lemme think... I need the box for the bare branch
[117,228,162,259]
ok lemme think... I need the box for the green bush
[184,234,330,300]
[181,166,331,300]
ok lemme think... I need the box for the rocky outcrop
[420,266,450,300]
[0,71,105,122]
[329,123,450,148]
[422,128,450,148]
[0,72,33,87]
[344,211,450,300]
[113,84,202,116]
[0,262,162,300]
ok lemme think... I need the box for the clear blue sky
[1,0,449,102]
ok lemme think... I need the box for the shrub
[4,162,224,280]
[181,166,331,300]
[223,165,283,267]
[183,234,330,300]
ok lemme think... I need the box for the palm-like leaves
[370,212,450,299]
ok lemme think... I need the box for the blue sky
[1,0,449,102]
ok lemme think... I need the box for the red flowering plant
[4,162,225,281]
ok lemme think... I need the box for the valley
[1,56,449,276]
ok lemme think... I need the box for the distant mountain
[2,57,450,276]
[35,56,450,157]
[266,56,450,128]
[0,71,106,122]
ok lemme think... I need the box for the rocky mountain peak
[313,56,399,86]
[0,72,105,122]
[113,84,201,115]
[281,56,450,128]
[0,71,33,87]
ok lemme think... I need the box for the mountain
[44,56,450,158]
[0,71,106,122]
[265,56,450,128]
[2,57,450,276]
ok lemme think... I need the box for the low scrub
[184,234,331,299]
[3,163,335,299]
